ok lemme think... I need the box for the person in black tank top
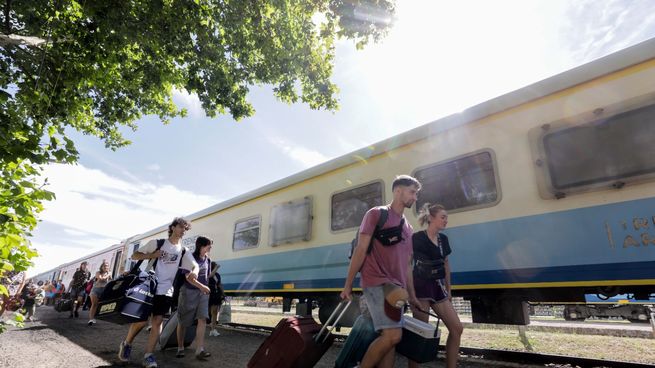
[207,261,224,336]
[409,203,463,368]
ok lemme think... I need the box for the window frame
[529,94,655,199]
[268,196,313,247]
[232,215,262,251]
[329,179,386,234]
[411,148,502,215]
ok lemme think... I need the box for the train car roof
[131,37,655,242]
[29,242,123,279]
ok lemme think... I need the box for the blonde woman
[409,203,463,368]
[88,261,112,326]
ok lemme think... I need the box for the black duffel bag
[54,298,73,312]
[95,269,157,324]
[96,240,164,324]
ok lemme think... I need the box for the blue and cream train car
[123,38,655,325]
[31,243,125,287]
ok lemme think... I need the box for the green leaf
[0,3,395,332]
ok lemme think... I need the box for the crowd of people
[0,270,67,321]
[1,174,460,368]
[0,218,225,368]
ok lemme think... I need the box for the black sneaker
[195,351,211,361]
[74,311,79,318]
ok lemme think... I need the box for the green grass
[229,311,655,365]
[442,327,655,365]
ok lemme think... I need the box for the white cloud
[28,163,221,275]
[62,228,91,237]
[268,138,330,168]
[146,163,161,171]
[563,0,655,62]
[172,88,205,118]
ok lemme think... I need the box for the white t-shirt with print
[139,239,197,296]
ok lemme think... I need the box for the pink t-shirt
[359,206,414,288]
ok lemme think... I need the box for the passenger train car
[33,38,655,325]
[31,244,124,287]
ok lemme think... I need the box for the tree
[0,1,394,289]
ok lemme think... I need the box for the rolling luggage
[159,311,196,350]
[218,299,231,324]
[395,312,441,363]
[334,313,379,368]
[248,300,351,368]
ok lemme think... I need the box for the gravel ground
[0,306,510,368]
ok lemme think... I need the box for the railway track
[225,322,654,368]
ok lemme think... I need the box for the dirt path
[1,306,276,368]
[0,305,500,368]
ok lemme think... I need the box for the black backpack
[348,207,389,259]
[171,254,202,311]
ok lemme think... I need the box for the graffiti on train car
[605,216,655,248]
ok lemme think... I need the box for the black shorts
[209,292,224,307]
[70,287,85,300]
[151,295,174,316]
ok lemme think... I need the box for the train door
[112,250,122,278]
[125,242,140,272]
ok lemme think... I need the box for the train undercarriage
[231,284,655,326]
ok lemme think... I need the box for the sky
[27,0,655,276]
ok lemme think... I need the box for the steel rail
[459,346,654,368]
[224,322,653,368]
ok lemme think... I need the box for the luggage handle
[314,299,352,344]
[409,305,441,337]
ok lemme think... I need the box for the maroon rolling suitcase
[248,300,351,368]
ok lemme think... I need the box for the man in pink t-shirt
[341,175,422,368]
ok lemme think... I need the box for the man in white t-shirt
[118,217,198,368]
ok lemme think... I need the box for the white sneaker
[209,329,220,337]
[87,319,96,326]
[142,354,157,368]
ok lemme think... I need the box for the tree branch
[4,0,10,35]
[0,33,47,47]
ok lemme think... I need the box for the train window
[542,104,655,191]
[269,196,313,246]
[414,150,500,213]
[233,216,261,251]
[331,181,384,231]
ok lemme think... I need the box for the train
[31,37,655,325]
[32,243,124,288]
[562,294,654,323]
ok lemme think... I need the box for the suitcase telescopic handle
[315,299,352,343]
